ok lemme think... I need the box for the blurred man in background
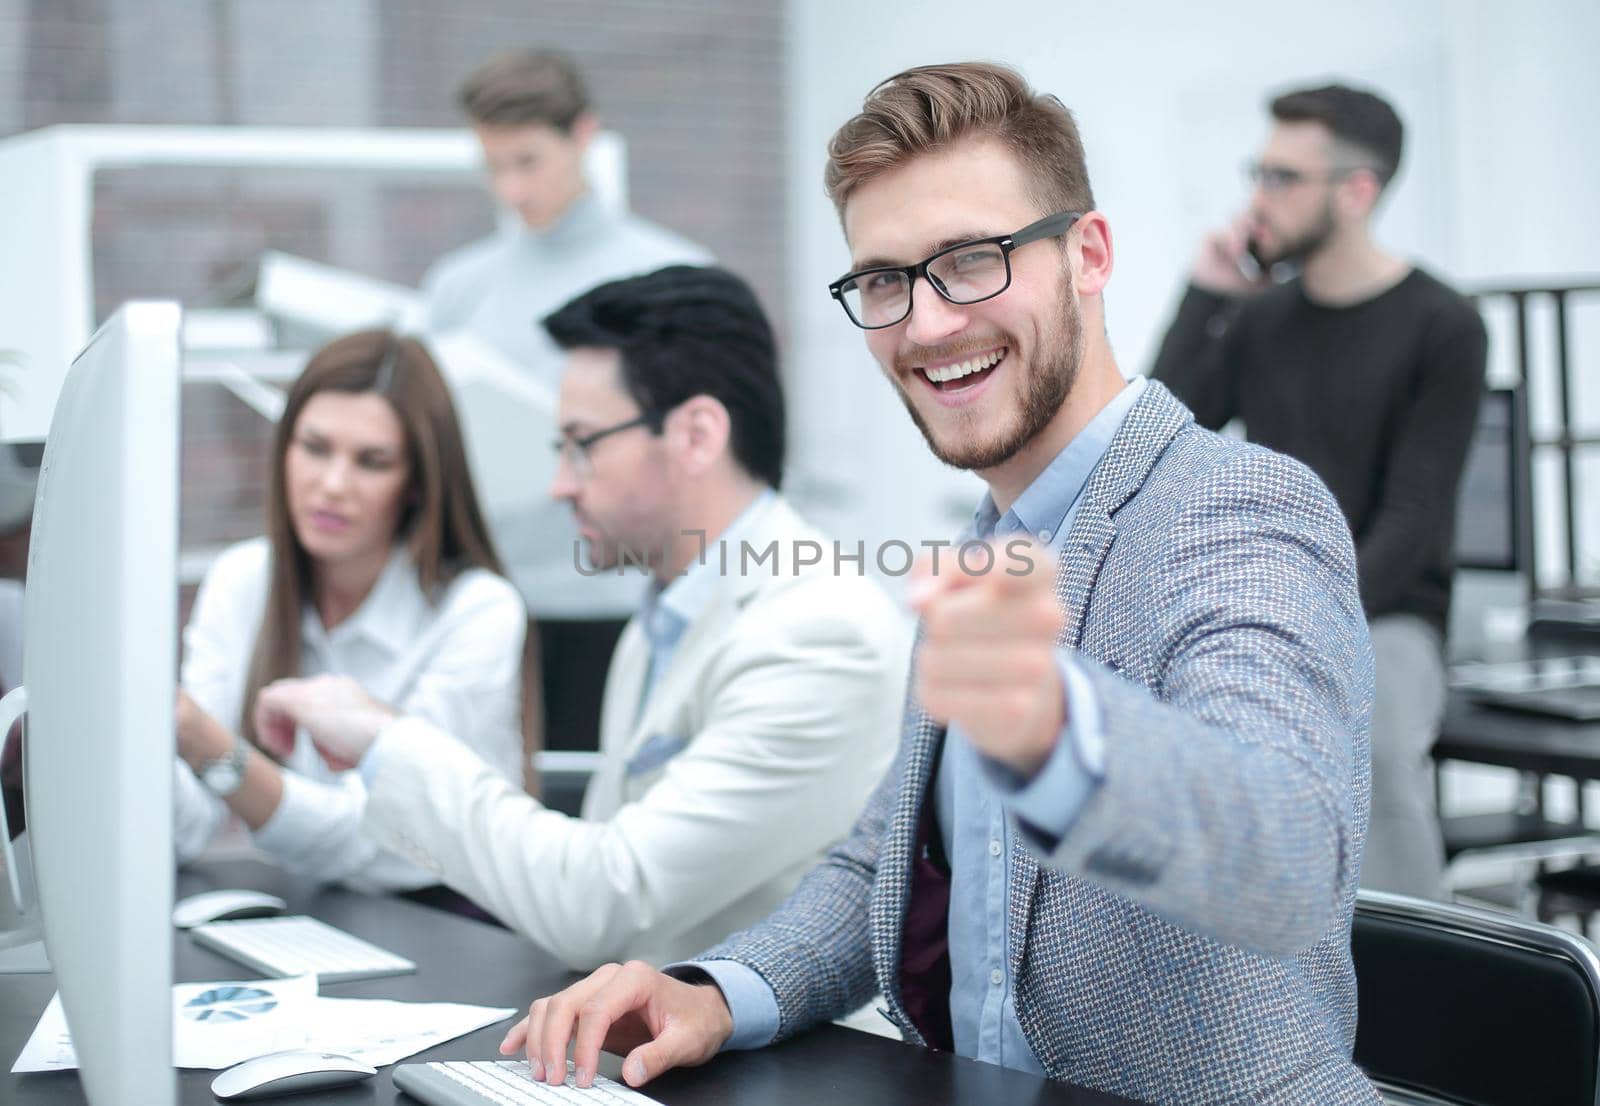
[424,48,713,749]
[1152,82,1487,898]
[424,49,709,382]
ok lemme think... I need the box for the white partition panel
[0,124,626,442]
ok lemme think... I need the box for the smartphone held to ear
[1236,240,1266,282]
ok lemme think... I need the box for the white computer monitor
[0,302,179,1104]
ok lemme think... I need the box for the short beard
[1257,197,1337,268]
[895,286,1083,472]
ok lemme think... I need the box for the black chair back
[1354,890,1600,1106]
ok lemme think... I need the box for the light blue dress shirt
[938,374,1144,1071]
[693,378,1147,1065]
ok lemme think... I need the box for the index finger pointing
[983,537,1052,593]
[910,541,1014,612]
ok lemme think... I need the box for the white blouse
[173,537,526,890]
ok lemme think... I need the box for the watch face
[202,760,243,797]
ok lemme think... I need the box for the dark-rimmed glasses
[827,210,1083,330]
[553,410,662,480]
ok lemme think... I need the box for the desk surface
[2,859,1139,1106]
[1436,690,1600,779]
[1436,633,1600,777]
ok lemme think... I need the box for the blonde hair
[824,61,1095,219]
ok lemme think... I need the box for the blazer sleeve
[360,584,900,971]
[1031,447,1373,957]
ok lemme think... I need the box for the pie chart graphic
[182,985,279,1024]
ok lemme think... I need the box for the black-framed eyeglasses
[1244,161,1369,193]
[552,410,662,480]
[827,210,1084,330]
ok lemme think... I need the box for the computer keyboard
[392,1060,663,1105]
[189,915,417,983]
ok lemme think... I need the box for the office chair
[533,617,629,816]
[1353,889,1600,1106]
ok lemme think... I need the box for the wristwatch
[198,734,251,798]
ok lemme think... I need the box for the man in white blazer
[256,266,908,971]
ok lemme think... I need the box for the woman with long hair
[173,330,528,889]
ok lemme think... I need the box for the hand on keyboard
[500,961,733,1090]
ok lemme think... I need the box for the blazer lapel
[599,622,648,756]
[584,620,650,820]
[622,497,798,763]
[1048,382,1192,657]
[872,636,946,1039]
[625,588,733,749]
[1007,382,1194,975]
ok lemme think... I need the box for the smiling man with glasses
[1153,82,1488,902]
[509,62,1380,1105]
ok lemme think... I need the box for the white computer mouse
[172,889,289,929]
[210,1049,377,1100]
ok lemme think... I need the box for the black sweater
[1151,268,1487,635]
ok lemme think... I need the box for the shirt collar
[972,376,1148,543]
[301,544,426,657]
[640,489,776,652]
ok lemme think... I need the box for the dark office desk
[1,859,1140,1106]
[1436,691,1600,781]
[1436,622,1600,779]
[1434,635,1600,856]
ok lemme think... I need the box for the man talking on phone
[1152,82,1486,899]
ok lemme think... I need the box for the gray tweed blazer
[698,382,1381,1105]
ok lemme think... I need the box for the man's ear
[568,112,599,152]
[1071,211,1114,298]
[665,395,731,477]
[1339,168,1384,220]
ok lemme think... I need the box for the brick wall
[6,0,786,554]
